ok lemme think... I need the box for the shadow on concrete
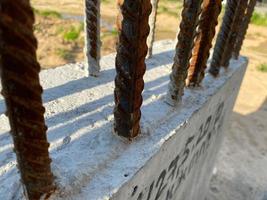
[0,49,174,181]
[0,49,175,115]
[42,49,174,104]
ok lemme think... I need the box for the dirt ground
[31,1,267,199]
[32,0,182,68]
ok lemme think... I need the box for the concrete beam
[0,40,247,200]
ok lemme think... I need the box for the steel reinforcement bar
[166,0,203,106]
[147,0,160,58]
[85,0,101,76]
[0,0,55,199]
[233,0,257,59]
[114,0,152,138]
[209,0,240,76]
[221,0,248,68]
[187,0,222,86]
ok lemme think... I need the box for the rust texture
[187,0,222,86]
[209,0,240,77]
[233,0,257,59]
[167,0,203,105]
[85,0,101,76]
[0,0,55,199]
[221,0,248,68]
[147,0,160,58]
[114,0,152,138]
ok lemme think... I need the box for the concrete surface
[0,40,247,200]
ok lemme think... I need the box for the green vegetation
[257,63,267,72]
[64,28,79,41]
[34,9,62,18]
[63,23,83,42]
[251,12,267,27]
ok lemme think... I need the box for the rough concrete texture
[0,40,255,200]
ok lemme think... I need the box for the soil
[32,0,183,68]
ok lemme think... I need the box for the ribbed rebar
[187,0,222,86]
[114,0,152,138]
[166,0,203,106]
[233,0,257,59]
[0,0,55,199]
[209,0,239,76]
[85,0,101,77]
[147,0,159,58]
[221,0,248,68]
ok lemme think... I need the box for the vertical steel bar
[85,0,101,77]
[233,0,257,59]
[114,0,152,138]
[221,0,248,68]
[0,0,55,199]
[209,0,240,77]
[187,0,222,86]
[147,0,159,58]
[166,0,203,106]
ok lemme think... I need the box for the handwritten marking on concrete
[131,102,225,200]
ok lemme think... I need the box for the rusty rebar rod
[209,0,240,77]
[114,0,152,138]
[0,0,55,199]
[166,0,203,106]
[233,0,257,59]
[187,0,222,86]
[221,0,248,68]
[85,0,101,77]
[147,0,159,58]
